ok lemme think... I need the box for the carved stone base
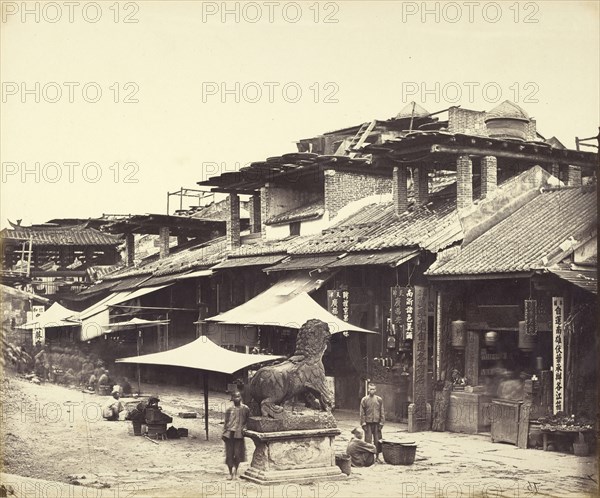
[241,428,347,485]
[247,411,337,432]
[408,403,432,433]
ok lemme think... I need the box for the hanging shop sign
[390,286,415,341]
[327,290,350,322]
[524,299,538,335]
[451,320,467,349]
[552,296,564,414]
[518,321,535,351]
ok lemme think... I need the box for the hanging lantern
[484,331,498,347]
[524,299,538,335]
[451,320,467,349]
[518,320,535,351]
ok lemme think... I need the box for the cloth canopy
[105,318,170,329]
[116,337,284,441]
[18,302,79,330]
[115,336,283,374]
[207,292,376,334]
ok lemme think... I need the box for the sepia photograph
[1,1,598,497]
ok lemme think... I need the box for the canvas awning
[104,318,170,329]
[115,336,282,374]
[205,271,332,325]
[115,337,284,440]
[18,302,80,329]
[80,285,171,341]
[208,290,377,334]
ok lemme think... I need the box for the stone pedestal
[241,428,347,485]
[408,402,431,433]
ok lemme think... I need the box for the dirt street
[1,374,598,498]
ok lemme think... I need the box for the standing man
[222,392,250,480]
[360,383,385,463]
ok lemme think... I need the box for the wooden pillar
[408,285,431,432]
[464,330,479,387]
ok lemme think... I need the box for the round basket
[381,441,417,466]
[335,454,351,476]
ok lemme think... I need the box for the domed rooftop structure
[485,100,530,122]
[396,102,430,120]
[484,100,530,141]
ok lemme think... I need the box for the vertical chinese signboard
[31,305,45,346]
[390,286,415,341]
[411,285,428,431]
[327,290,349,322]
[552,297,564,414]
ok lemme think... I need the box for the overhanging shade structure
[104,317,170,329]
[18,302,80,330]
[207,292,377,334]
[116,336,284,440]
[79,285,171,341]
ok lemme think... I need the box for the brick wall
[448,107,488,135]
[158,227,170,259]
[480,156,497,199]
[227,194,241,249]
[248,194,261,233]
[393,167,408,215]
[324,169,392,219]
[456,155,473,210]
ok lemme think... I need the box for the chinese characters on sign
[31,305,46,346]
[390,286,415,340]
[327,290,350,322]
[524,299,537,335]
[552,296,564,414]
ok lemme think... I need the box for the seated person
[102,389,124,421]
[346,427,377,467]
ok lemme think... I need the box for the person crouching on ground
[222,392,249,480]
[102,389,124,421]
[347,427,377,467]
[360,383,385,463]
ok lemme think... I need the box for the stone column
[227,193,241,249]
[480,156,497,199]
[392,166,408,215]
[158,227,170,259]
[413,165,429,206]
[457,155,473,210]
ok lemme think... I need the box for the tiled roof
[290,184,462,255]
[265,201,325,225]
[427,186,597,276]
[0,226,121,246]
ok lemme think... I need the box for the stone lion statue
[248,319,333,418]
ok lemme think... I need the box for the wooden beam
[430,144,597,169]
